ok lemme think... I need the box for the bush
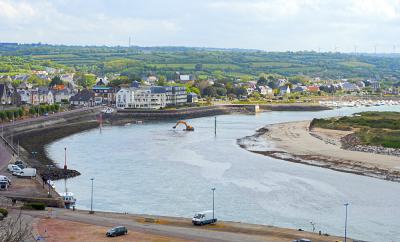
[22,203,46,210]
[0,111,5,121]
[5,110,13,120]
[0,208,8,217]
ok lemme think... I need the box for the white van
[192,210,217,225]
[16,168,36,178]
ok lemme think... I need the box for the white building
[279,86,291,95]
[116,88,166,109]
[17,89,31,104]
[258,86,273,96]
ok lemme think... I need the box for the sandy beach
[238,121,400,182]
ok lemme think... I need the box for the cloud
[0,0,36,19]
[0,0,399,51]
[0,0,179,45]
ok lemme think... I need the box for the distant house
[18,89,31,104]
[13,74,30,83]
[70,89,95,107]
[246,87,255,96]
[292,86,307,93]
[60,74,74,83]
[0,84,7,104]
[92,86,115,105]
[279,86,291,95]
[356,81,366,89]
[370,81,381,91]
[342,82,360,92]
[277,79,287,87]
[178,74,194,83]
[146,76,158,85]
[257,86,273,96]
[187,93,198,103]
[307,85,320,93]
[38,86,54,105]
[17,81,33,90]
[52,88,74,103]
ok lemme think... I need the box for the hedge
[0,208,8,217]
[22,203,46,210]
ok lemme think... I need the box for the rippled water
[48,105,400,241]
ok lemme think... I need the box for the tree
[250,91,261,100]
[49,76,63,87]
[257,76,268,86]
[216,87,227,96]
[156,76,166,86]
[233,87,247,97]
[74,73,96,88]
[202,86,217,97]
[0,210,31,242]
[108,76,130,87]
[195,63,203,71]
[267,81,278,89]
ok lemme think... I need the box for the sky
[0,0,400,53]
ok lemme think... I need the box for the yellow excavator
[173,121,194,131]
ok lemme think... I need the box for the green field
[1,44,400,82]
[311,112,400,148]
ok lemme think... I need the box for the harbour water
[48,105,400,241]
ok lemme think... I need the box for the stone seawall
[113,106,235,121]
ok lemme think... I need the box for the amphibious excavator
[173,121,194,131]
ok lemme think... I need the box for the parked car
[7,164,22,174]
[16,163,26,169]
[192,210,217,225]
[0,175,11,185]
[292,239,312,242]
[106,226,128,237]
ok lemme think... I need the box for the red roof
[307,86,320,92]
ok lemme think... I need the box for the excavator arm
[173,121,194,131]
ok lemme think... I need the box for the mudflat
[239,121,400,181]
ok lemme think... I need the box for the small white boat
[60,192,76,209]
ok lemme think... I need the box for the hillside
[1,43,400,83]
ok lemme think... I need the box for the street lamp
[89,178,94,214]
[344,203,349,242]
[211,187,216,221]
[64,147,67,170]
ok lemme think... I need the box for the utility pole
[90,178,94,214]
[214,116,217,136]
[211,187,216,221]
[344,203,349,242]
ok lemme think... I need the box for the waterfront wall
[113,106,234,121]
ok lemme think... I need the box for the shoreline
[238,121,400,182]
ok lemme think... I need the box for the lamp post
[89,178,94,214]
[31,151,38,159]
[344,203,349,242]
[64,147,67,170]
[211,187,216,220]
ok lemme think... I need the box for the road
[17,208,347,242]
[0,106,101,129]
